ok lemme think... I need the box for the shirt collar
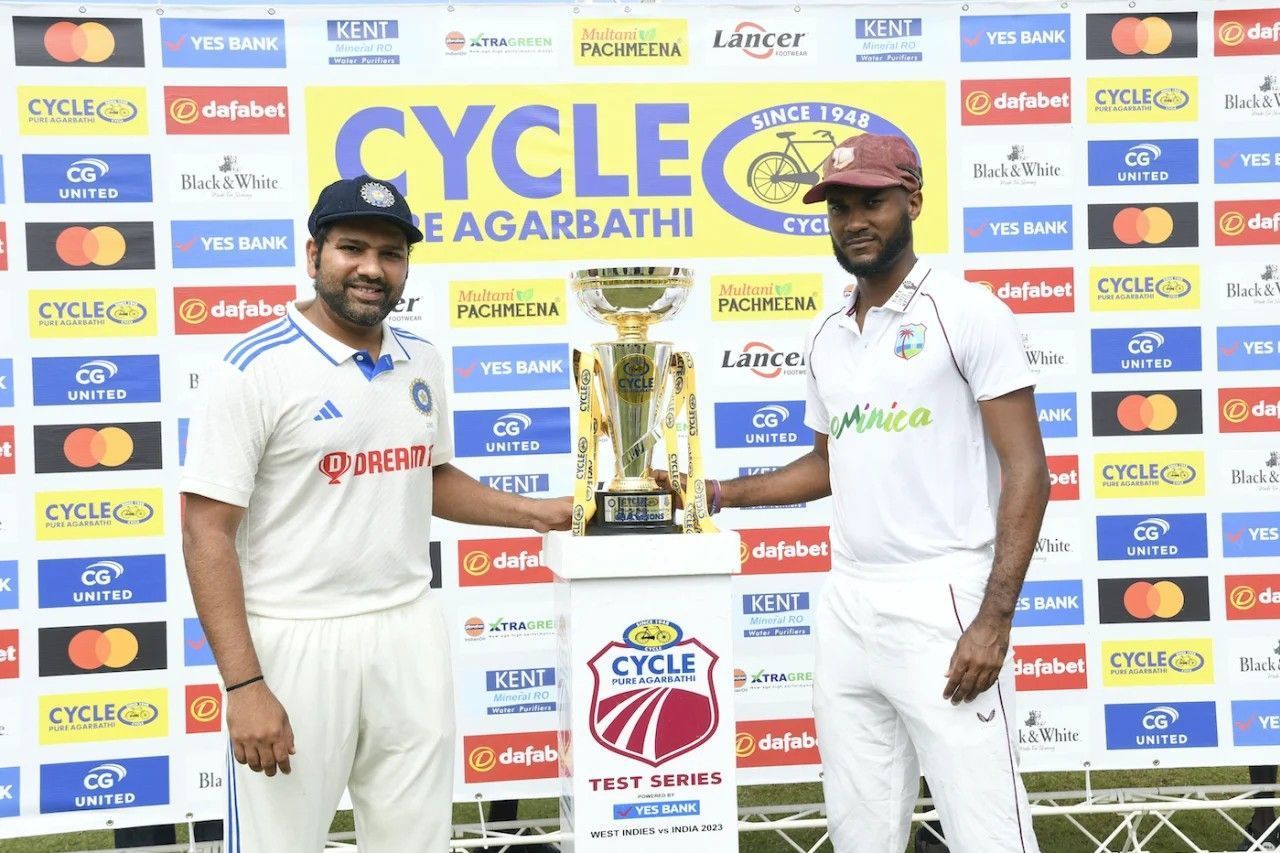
[286,301,410,366]
[844,258,933,316]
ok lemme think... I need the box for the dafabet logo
[735,718,820,767]
[1215,9,1280,56]
[457,537,551,586]
[1216,200,1280,246]
[462,731,558,782]
[961,78,1071,125]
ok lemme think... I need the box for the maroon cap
[802,134,923,204]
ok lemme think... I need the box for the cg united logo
[588,619,719,766]
[700,105,914,236]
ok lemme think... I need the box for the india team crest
[894,323,926,360]
[587,619,720,767]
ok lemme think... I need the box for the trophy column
[545,530,741,852]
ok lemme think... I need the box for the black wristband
[225,675,264,693]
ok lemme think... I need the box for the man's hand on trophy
[528,496,574,533]
[651,469,687,509]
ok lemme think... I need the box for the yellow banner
[35,489,165,541]
[305,82,948,263]
[18,86,149,136]
[39,689,168,745]
[1094,452,1205,499]
[29,289,158,338]
[1102,639,1214,687]
[1088,265,1199,312]
[1087,77,1198,124]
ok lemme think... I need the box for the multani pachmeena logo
[830,401,933,439]
[588,619,719,766]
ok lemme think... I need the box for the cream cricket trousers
[813,551,1039,853]
[225,592,454,852]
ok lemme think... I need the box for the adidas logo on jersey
[313,400,343,421]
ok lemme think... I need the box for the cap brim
[314,210,424,245]
[801,171,905,205]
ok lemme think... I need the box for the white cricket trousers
[813,551,1039,853]
[225,592,455,852]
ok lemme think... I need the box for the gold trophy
[569,267,716,536]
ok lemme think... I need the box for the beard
[313,269,399,327]
[831,209,913,278]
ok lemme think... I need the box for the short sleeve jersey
[180,302,453,618]
[803,260,1034,568]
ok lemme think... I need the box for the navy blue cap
[307,175,423,244]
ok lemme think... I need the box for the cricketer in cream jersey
[179,175,571,853]
[659,135,1050,853]
[804,260,1036,568]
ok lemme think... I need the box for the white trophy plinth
[543,529,742,852]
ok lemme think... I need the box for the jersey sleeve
[802,314,832,434]
[954,288,1036,402]
[179,361,273,507]
[428,353,454,467]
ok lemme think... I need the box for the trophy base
[589,490,679,535]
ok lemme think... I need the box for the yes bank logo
[1035,392,1077,438]
[160,19,286,67]
[1223,512,1280,558]
[1104,701,1217,750]
[0,360,13,408]
[1090,327,1202,374]
[38,555,166,609]
[454,408,570,457]
[1218,326,1280,371]
[963,205,1073,252]
[1096,513,1208,561]
[1087,139,1198,186]
[39,755,169,813]
[1014,579,1084,627]
[0,766,16,817]
[171,220,293,268]
[452,344,569,393]
[959,14,1071,62]
[1233,700,1280,746]
[1215,138,1280,184]
[715,401,811,448]
[23,154,153,203]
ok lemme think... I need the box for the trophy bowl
[570,266,693,340]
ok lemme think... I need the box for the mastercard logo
[44,20,116,63]
[1219,211,1246,237]
[67,627,139,670]
[1111,16,1174,56]
[1116,393,1178,432]
[733,668,748,689]
[964,91,992,117]
[445,31,466,52]
[169,97,200,125]
[464,616,485,637]
[63,426,135,468]
[190,695,221,723]
[1218,21,1246,48]
[178,298,209,325]
[55,226,127,267]
[461,551,491,576]
[1222,398,1250,424]
[468,746,497,773]
[1230,585,1256,610]
[734,732,757,757]
[1112,207,1174,246]
[1123,580,1185,619]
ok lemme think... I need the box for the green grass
[0,768,1268,852]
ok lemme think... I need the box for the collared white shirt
[804,259,1034,569]
[181,302,452,618]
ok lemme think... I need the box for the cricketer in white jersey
[180,176,571,852]
[668,134,1049,853]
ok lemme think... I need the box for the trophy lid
[570,266,693,331]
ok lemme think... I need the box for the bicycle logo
[747,129,837,204]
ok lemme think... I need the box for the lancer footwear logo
[589,619,719,766]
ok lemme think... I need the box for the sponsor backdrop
[0,0,1278,837]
